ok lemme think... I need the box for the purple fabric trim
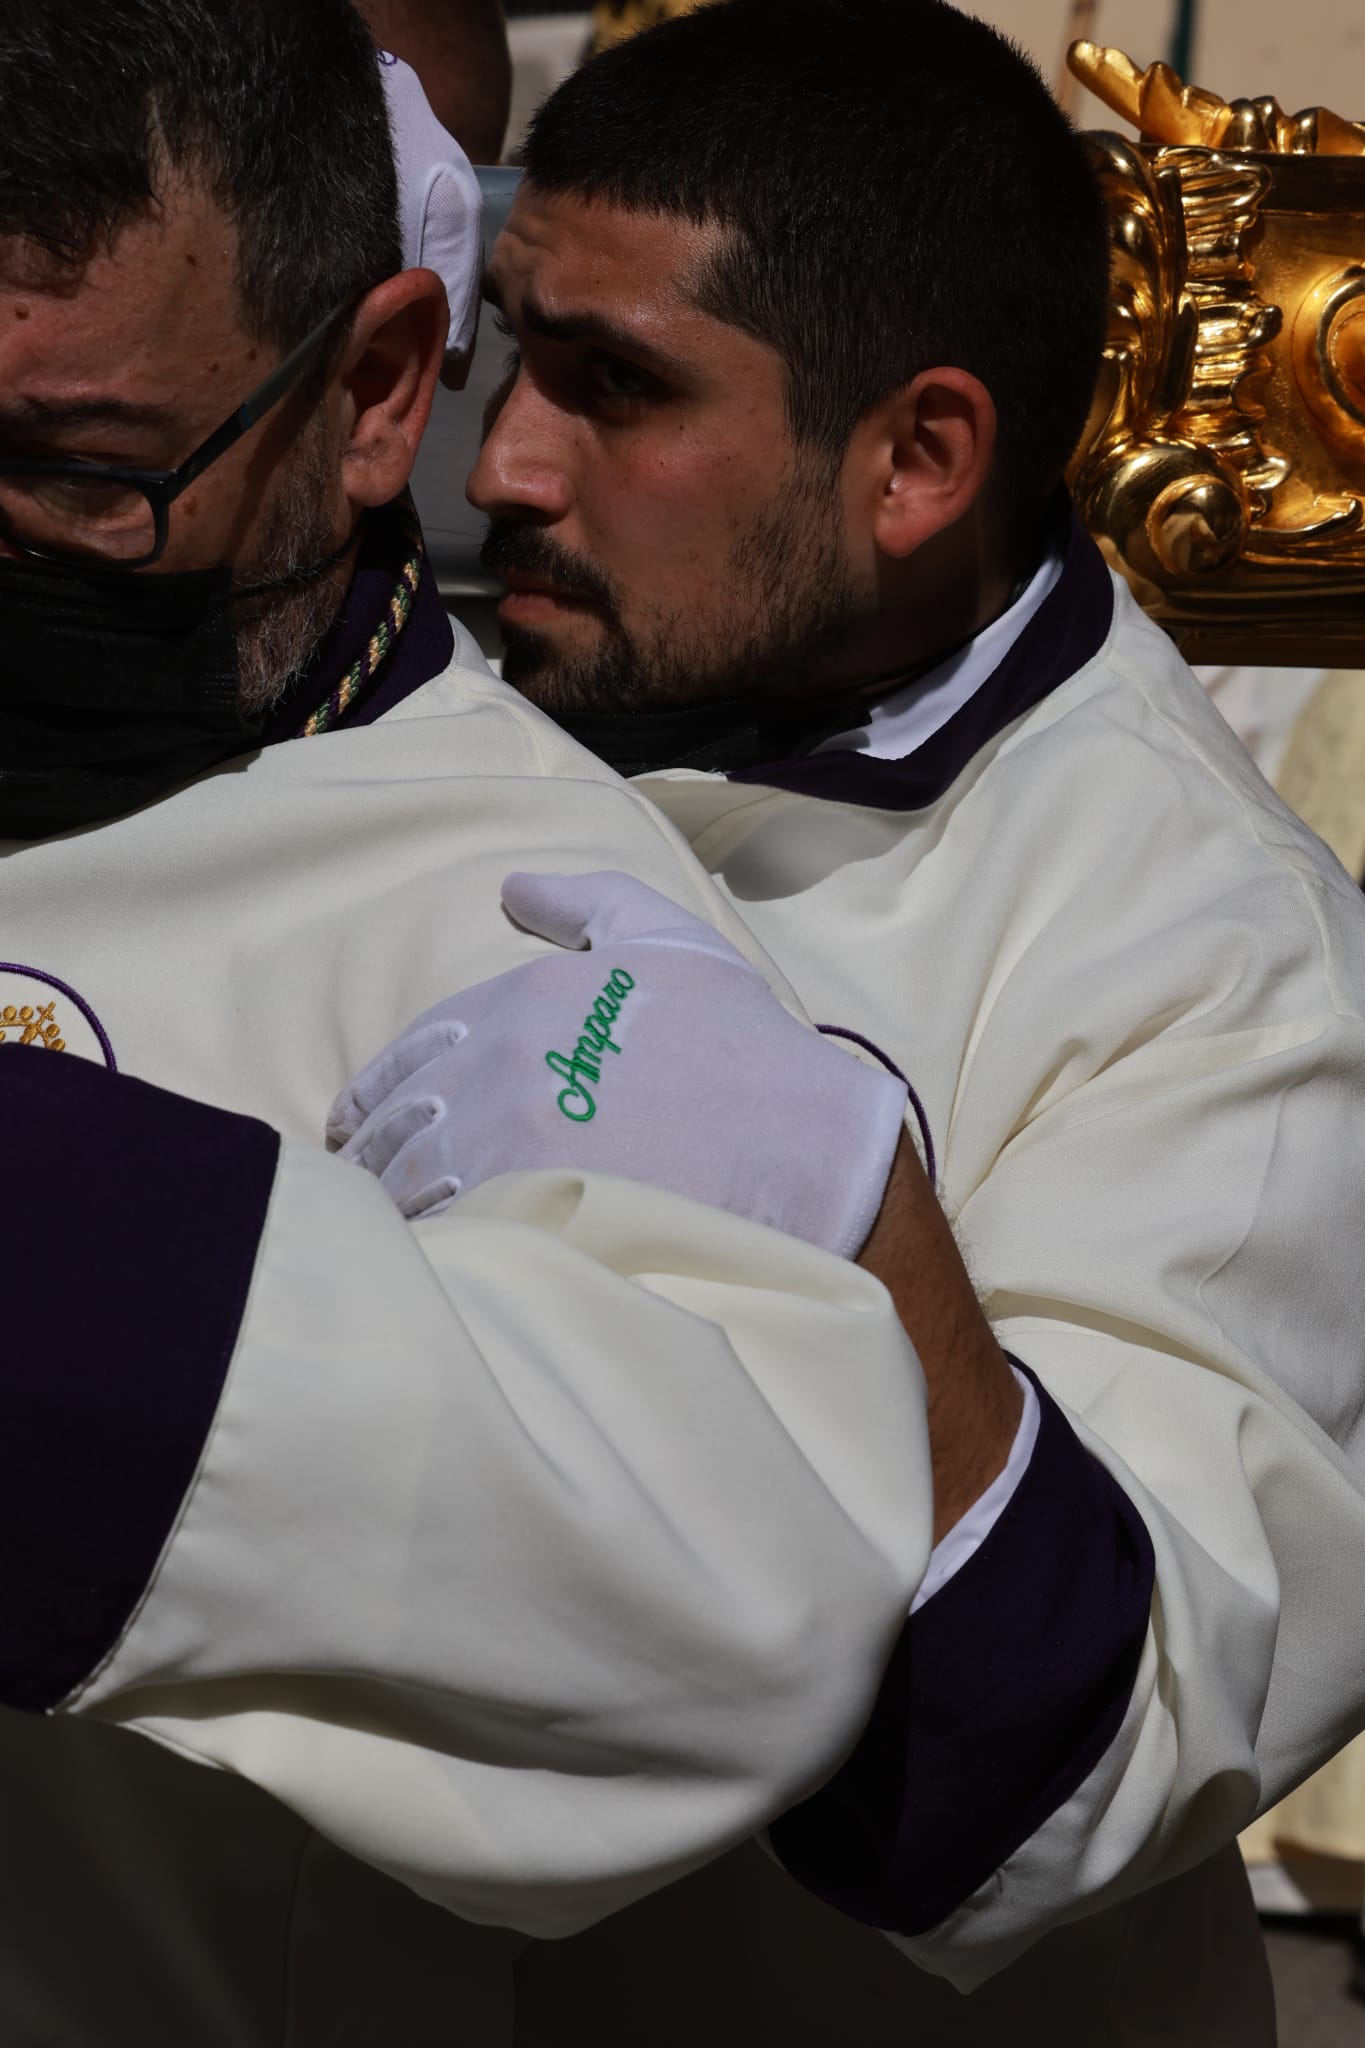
[816,1023,936,1188]
[257,508,454,747]
[0,964,117,1071]
[0,1045,279,1713]
[729,511,1115,811]
[769,1359,1154,1935]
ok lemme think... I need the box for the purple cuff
[0,1045,279,1712]
[769,1361,1154,1934]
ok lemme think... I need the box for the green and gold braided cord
[297,510,426,739]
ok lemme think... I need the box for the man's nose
[466,375,573,523]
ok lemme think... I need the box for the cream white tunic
[0,621,932,2043]
[623,563,1365,2015]
[6,556,1362,2042]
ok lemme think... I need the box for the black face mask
[0,554,263,841]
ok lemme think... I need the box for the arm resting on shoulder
[0,1043,931,1937]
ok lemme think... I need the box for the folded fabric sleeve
[0,1036,1152,1948]
[0,1034,932,1936]
[0,1043,279,1711]
[769,1363,1155,1934]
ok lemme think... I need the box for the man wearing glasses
[0,4,952,2042]
[0,293,361,837]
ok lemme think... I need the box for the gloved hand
[378,52,483,380]
[328,871,909,1258]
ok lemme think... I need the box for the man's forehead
[1,182,235,305]
[489,184,720,325]
[0,189,251,420]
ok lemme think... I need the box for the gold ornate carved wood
[1069,44,1365,664]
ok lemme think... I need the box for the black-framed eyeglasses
[0,297,354,571]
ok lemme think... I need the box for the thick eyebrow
[0,395,179,436]
[482,275,687,380]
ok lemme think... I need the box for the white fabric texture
[379,53,483,373]
[817,561,1065,1589]
[639,571,1365,1989]
[0,625,932,2010]
[331,868,907,1256]
[73,1148,926,1937]
[9,569,1361,2039]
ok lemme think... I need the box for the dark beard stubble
[484,475,871,719]
[231,404,352,716]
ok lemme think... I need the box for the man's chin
[497,622,561,695]
[497,622,626,713]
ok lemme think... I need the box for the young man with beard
[403,0,1365,2036]
[0,5,973,2041]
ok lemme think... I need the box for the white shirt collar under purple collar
[814,541,1066,764]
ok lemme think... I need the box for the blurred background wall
[504,0,1365,156]
[980,0,1365,127]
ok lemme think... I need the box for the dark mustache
[480,522,620,619]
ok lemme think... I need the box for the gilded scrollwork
[1068,44,1365,661]
[1070,41,1365,158]
[1292,267,1365,479]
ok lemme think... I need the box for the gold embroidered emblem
[0,999,65,1052]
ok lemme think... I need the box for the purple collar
[258,507,454,746]
[727,509,1114,811]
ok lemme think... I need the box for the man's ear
[338,268,449,509]
[861,369,997,561]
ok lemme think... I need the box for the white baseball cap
[378,52,484,384]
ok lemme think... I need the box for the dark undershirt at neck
[549,692,866,782]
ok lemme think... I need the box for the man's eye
[489,311,522,380]
[588,354,657,403]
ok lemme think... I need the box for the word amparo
[545,968,637,1120]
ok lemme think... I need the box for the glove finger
[396,1175,463,1222]
[339,1094,442,1178]
[327,1017,467,1144]
[503,869,751,970]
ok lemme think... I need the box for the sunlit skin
[472,193,798,663]
[469,181,1018,714]
[0,179,448,593]
[472,181,1023,1536]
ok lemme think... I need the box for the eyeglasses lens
[0,472,157,564]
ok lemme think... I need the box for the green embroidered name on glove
[546,969,637,1121]
[331,870,908,1250]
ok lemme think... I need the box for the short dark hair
[0,0,402,351]
[523,0,1109,520]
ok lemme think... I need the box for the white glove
[378,52,483,378]
[329,871,908,1259]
